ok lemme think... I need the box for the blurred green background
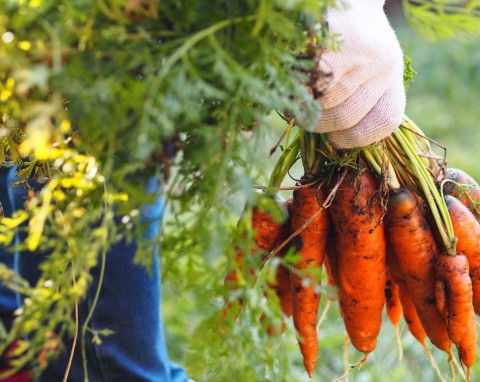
[162,7,480,382]
[399,25,480,182]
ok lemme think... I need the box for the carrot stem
[386,143,420,194]
[400,127,452,238]
[299,131,323,177]
[269,117,295,157]
[362,149,382,177]
[392,127,455,254]
[268,132,300,190]
[363,146,401,189]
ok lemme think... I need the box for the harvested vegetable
[457,309,477,380]
[443,168,480,218]
[328,168,386,354]
[290,180,329,378]
[223,193,288,318]
[445,195,480,315]
[434,252,473,345]
[223,115,480,378]
[386,187,450,352]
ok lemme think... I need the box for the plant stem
[267,133,300,190]
[393,128,455,254]
[401,127,454,239]
[362,146,401,189]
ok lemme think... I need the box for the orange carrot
[385,270,404,360]
[262,195,295,335]
[273,195,295,318]
[457,309,477,378]
[398,282,428,347]
[434,280,447,318]
[265,262,293,336]
[395,276,447,381]
[434,252,473,345]
[290,179,330,378]
[445,195,480,315]
[323,258,337,303]
[385,271,402,328]
[328,168,386,354]
[385,262,428,347]
[251,194,289,252]
[223,193,288,318]
[324,235,339,302]
[273,264,293,317]
[386,187,450,352]
[443,168,480,218]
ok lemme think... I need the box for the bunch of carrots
[222,115,480,380]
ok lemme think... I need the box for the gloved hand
[312,0,406,149]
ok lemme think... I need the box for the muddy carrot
[224,192,288,317]
[290,179,330,378]
[445,195,480,315]
[442,168,480,218]
[386,187,450,352]
[435,252,473,345]
[385,272,402,327]
[324,235,338,302]
[328,168,386,354]
[399,282,428,347]
[457,309,477,379]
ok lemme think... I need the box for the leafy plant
[0,0,330,376]
[403,0,480,40]
[0,0,479,380]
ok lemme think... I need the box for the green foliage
[403,0,480,40]
[403,55,416,91]
[0,0,480,380]
[165,17,480,382]
[398,19,480,180]
[0,0,329,377]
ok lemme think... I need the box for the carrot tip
[304,361,316,378]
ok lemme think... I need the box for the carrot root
[451,355,466,381]
[425,347,447,382]
[448,356,455,382]
[393,324,403,362]
[334,352,369,382]
[316,300,332,332]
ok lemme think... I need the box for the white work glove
[312,0,406,149]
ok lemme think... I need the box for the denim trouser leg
[7,168,44,287]
[5,169,188,382]
[39,237,187,382]
[0,168,20,317]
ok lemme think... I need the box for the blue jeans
[1,167,188,382]
[0,168,20,318]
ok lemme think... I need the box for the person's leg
[41,232,187,382]
[0,167,34,381]
[0,167,20,331]
[6,169,43,288]
[10,174,187,382]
